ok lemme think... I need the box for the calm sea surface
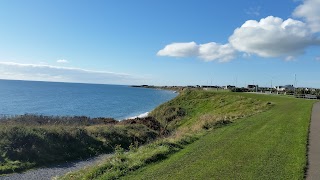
[0,79,177,120]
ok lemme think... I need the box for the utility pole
[294,74,297,94]
[236,76,238,88]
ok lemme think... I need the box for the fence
[294,94,318,99]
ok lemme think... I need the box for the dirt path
[0,154,110,180]
[306,102,320,180]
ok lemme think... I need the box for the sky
[0,0,320,87]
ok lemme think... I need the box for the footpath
[306,102,320,180]
[0,154,110,180]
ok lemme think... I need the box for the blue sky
[0,0,319,87]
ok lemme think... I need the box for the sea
[0,79,177,120]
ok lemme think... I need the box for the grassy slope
[122,93,315,180]
[61,90,271,179]
[150,90,268,133]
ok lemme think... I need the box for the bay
[0,79,177,120]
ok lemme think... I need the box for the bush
[0,114,117,126]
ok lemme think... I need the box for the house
[247,85,259,91]
[275,85,294,91]
[304,87,317,92]
[202,85,221,88]
[224,85,236,90]
[202,85,222,91]
[274,86,285,91]
[247,85,257,89]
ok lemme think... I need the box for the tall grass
[0,115,158,174]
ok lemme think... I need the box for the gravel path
[0,154,111,180]
[306,102,320,180]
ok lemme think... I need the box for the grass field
[121,93,315,180]
[61,90,275,179]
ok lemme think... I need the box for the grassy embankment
[0,116,159,174]
[61,90,272,179]
[122,93,315,180]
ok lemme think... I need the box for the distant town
[132,84,320,99]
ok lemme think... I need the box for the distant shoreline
[131,85,182,92]
[0,78,130,86]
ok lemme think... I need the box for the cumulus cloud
[198,43,236,62]
[57,59,69,63]
[157,42,236,62]
[0,62,143,85]
[229,16,319,57]
[157,42,199,57]
[293,0,320,32]
[157,0,320,62]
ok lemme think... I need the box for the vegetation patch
[122,93,315,180]
[0,116,158,174]
[61,90,271,179]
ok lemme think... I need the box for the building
[247,85,259,91]
[274,85,294,92]
[202,85,221,88]
[224,85,236,90]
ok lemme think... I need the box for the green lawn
[60,90,270,179]
[122,93,315,180]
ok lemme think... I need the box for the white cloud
[0,62,143,85]
[229,16,319,57]
[315,56,320,61]
[198,43,236,62]
[57,59,69,63]
[293,0,320,32]
[285,56,295,61]
[245,6,261,16]
[157,42,199,57]
[157,42,236,62]
[157,1,320,62]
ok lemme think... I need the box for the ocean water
[0,79,177,120]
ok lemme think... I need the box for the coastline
[131,85,183,93]
[123,86,179,120]
[126,112,149,120]
[0,86,180,175]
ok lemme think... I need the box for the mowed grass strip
[122,94,315,180]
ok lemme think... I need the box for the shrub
[0,122,158,173]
